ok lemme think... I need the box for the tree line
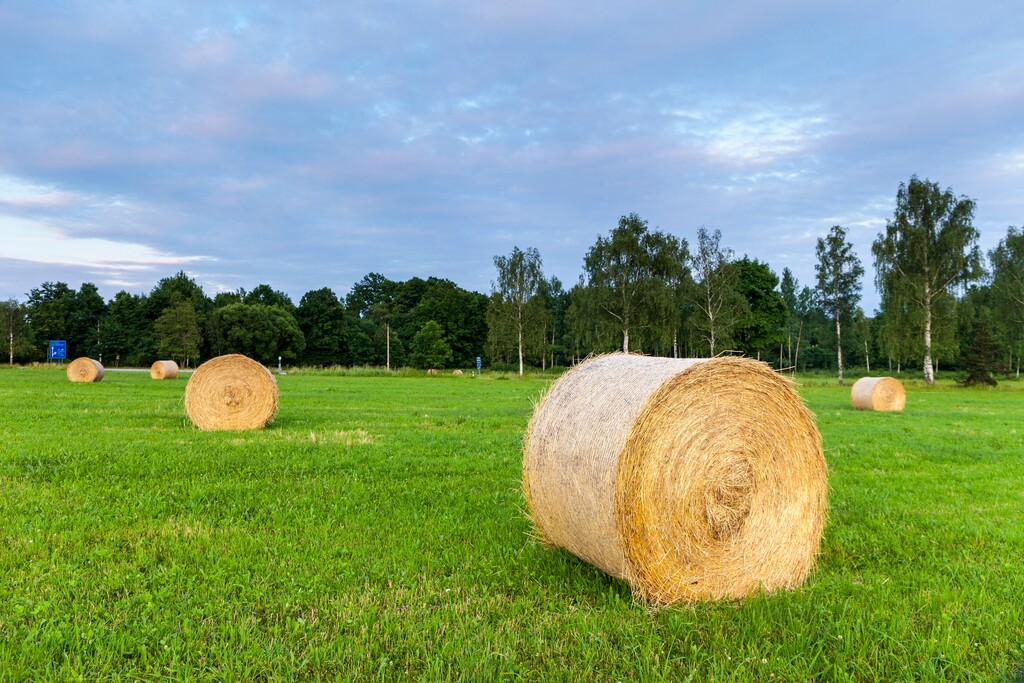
[2,175,1022,383]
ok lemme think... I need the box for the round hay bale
[452,369,463,376]
[850,376,905,411]
[184,354,277,430]
[67,357,104,382]
[523,354,827,605]
[150,360,179,380]
[427,368,438,375]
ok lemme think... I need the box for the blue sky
[1,1,1022,313]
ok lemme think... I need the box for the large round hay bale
[523,354,827,605]
[67,357,104,382]
[850,376,905,411]
[184,354,277,430]
[150,360,179,380]
[452,369,463,376]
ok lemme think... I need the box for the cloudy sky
[1,1,1022,313]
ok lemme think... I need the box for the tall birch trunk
[923,294,935,385]
[518,326,524,376]
[835,314,844,386]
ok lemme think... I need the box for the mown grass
[0,365,1022,681]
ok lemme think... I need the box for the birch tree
[872,176,981,385]
[582,214,687,354]
[489,246,545,376]
[687,227,745,356]
[990,226,1024,376]
[814,225,864,385]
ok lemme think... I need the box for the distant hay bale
[452,369,463,376]
[184,354,277,430]
[523,353,827,605]
[150,360,179,380]
[67,357,104,382]
[850,376,905,411]
[427,368,438,375]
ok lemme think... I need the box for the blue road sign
[476,356,482,370]
[49,340,67,360]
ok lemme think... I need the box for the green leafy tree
[989,226,1024,377]
[244,284,296,313]
[155,301,203,367]
[346,272,397,368]
[24,281,75,360]
[400,278,487,368]
[212,303,305,365]
[538,276,570,368]
[962,320,1000,387]
[147,271,211,359]
[582,213,687,353]
[814,225,864,385]
[1,298,30,364]
[687,227,746,356]
[99,291,148,366]
[872,177,982,385]
[780,268,803,370]
[409,320,453,369]
[68,283,108,360]
[295,288,349,366]
[733,258,786,360]
[488,246,546,376]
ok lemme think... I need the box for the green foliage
[487,246,547,375]
[962,320,1000,386]
[295,288,349,366]
[24,281,75,360]
[99,291,148,366]
[68,283,108,359]
[400,278,487,368]
[872,176,982,384]
[409,320,453,369]
[211,303,305,364]
[154,301,202,366]
[687,227,746,355]
[1,371,1023,679]
[243,284,295,313]
[733,258,786,358]
[814,224,864,384]
[990,226,1024,371]
[583,213,688,353]
[0,298,31,363]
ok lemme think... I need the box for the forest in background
[2,177,1021,384]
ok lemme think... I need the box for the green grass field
[1,366,1022,681]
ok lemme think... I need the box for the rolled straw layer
[150,360,179,380]
[184,354,277,430]
[523,354,827,605]
[850,376,905,411]
[67,357,104,382]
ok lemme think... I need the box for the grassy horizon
[0,367,1022,680]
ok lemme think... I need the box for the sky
[1,2,1022,314]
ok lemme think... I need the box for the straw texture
[150,360,179,380]
[850,376,905,411]
[184,354,278,430]
[523,354,827,605]
[67,357,104,382]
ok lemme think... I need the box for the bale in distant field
[150,360,179,380]
[523,353,827,605]
[67,357,104,382]
[452,369,463,376]
[184,354,277,430]
[850,376,905,411]
[427,368,437,375]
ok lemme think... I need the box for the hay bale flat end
[184,354,277,430]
